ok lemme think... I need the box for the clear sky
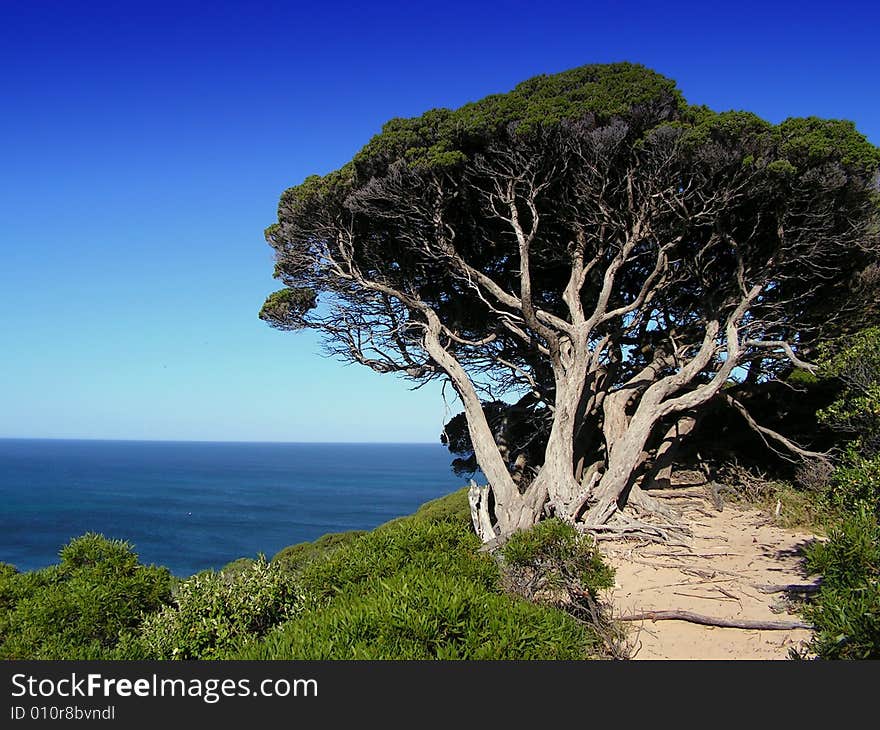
[1,0,878,443]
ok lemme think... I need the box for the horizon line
[0,436,443,446]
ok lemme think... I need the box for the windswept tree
[261,63,880,541]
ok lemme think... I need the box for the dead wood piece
[652,551,737,558]
[617,610,812,630]
[644,491,703,499]
[624,559,747,579]
[754,583,821,595]
[672,591,738,602]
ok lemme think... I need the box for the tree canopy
[261,62,880,541]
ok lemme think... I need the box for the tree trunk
[642,414,699,491]
[539,366,591,520]
[583,412,658,525]
[423,315,535,539]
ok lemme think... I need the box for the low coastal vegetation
[0,534,171,660]
[238,520,600,660]
[796,327,880,659]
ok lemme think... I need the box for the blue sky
[1,0,878,442]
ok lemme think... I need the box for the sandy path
[600,489,818,660]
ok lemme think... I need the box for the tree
[260,63,880,541]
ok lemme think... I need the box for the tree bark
[642,414,699,491]
[422,314,540,537]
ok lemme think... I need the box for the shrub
[802,509,880,659]
[233,569,595,660]
[271,531,367,574]
[0,534,172,660]
[817,326,880,457]
[268,489,469,576]
[118,558,303,659]
[295,518,498,601]
[501,519,615,600]
[826,450,880,516]
[219,557,257,577]
[403,487,472,525]
[232,500,614,660]
[794,457,835,494]
[499,520,627,656]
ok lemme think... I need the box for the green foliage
[817,326,880,456]
[806,509,880,589]
[787,328,880,660]
[809,327,880,517]
[232,492,612,660]
[258,287,318,331]
[778,117,880,173]
[0,534,171,660]
[118,558,302,659]
[827,451,880,516]
[2,490,616,661]
[235,570,595,660]
[802,509,880,659]
[271,531,367,574]
[276,63,684,208]
[381,486,471,527]
[0,563,19,615]
[352,62,683,174]
[787,368,819,386]
[277,64,879,219]
[679,108,773,153]
[501,519,615,598]
[219,557,256,577]
[296,519,497,601]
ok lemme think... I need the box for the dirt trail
[601,488,819,660]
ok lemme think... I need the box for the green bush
[501,519,615,599]
[0,534,172,659]
[234,569,595,660]
[2,489,617,661]
[271,531,367,574]
[817,326,880,457]
[827,450,880,515]
[219,557,257,577]
[791,328,880,660]
[118,558,303,659]
[295,518,498,601]
[232,499,612,660]
[401,487,472,525]
[802,509,880,659]
[269,489,469,576]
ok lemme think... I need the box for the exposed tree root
[628,484,682,522]
[618,610,812,631]
[579,487,693,545]
[580,513,693,546]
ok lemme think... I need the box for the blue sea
[0,439,468,576]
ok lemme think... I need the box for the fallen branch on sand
[617,610,811,631]
[754,583,821,595]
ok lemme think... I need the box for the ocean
[0,439,468,576]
